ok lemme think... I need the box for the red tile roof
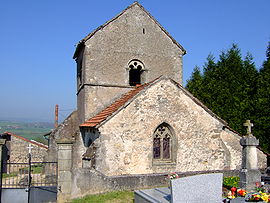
[3,132,48,149]
[80,82,152,128]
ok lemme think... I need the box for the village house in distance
[0,132,48,163]
[49,2,267,201]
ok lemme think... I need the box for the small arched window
[153,123,175,162]
[128,60,144,86]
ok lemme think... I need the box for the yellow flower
[261,194,268,202]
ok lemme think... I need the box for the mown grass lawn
[70,190,134,203]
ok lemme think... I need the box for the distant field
[0,120,53,144]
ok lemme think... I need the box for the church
[51,2,267,201]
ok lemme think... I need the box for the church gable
[91,78,240,176]
[74,2,186,87]
[74,2,186,57]
[83,2,186,54]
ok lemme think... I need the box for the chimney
[54,104,59,129]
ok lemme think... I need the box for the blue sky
[1,0,269,122]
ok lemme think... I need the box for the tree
[186,66,203,99]
[186,44,258,136]
[254,42,270,152]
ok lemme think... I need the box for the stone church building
[51,2,267,201]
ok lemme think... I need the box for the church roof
[79,80,155,128]
[80,77,228,128]
[73,2,186,59]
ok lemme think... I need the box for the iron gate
[1,160,57,203]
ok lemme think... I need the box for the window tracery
[153,123,173,162]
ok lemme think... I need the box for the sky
[0,0,269,122]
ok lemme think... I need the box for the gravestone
[134,173,223,203]
[170,173,223,203]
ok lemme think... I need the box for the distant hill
[0,120,54,145]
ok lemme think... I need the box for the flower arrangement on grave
[167,172,179,179]
[226,187,246,200]
[224,182,270,202]
[245,192,269,202]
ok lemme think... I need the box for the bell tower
[73,2,186,124]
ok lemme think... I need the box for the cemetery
[68,120,270,203]
[133,120,270,203]
[2,2,265,203]
[47,2,270,202]
[1,1,269,203]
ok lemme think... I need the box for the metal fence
[1,161,57,188]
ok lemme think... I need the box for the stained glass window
[153,137,161,159]
[163,135,170,159]
[153,123,173,162]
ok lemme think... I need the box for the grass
[31,164,43,174]
[70,190,134,203]
[2,173,17,178]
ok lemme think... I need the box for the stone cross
[243,120,253,136]
[27,143,33,154]
[239,120,261,191]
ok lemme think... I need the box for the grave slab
[170,173,223,203]
[134,187,170,203]
[135,173,223,203]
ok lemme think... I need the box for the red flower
[231,187,237,192]
[237,189,246,197]
[255,182,260,187]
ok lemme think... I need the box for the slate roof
[2,132,48,149]
[73,1,186,59]
[80,77,228,128]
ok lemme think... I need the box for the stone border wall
[71,168,241,199]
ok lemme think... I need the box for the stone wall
[5,133,48,163]
[47,111,80,163]
[79,86,130,124]
[71,167,240,199]
[91,79,267,176]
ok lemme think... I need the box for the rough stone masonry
[49,2,268,201]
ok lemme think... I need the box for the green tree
[186,44,258,136]
[186,66,203,99]
[254,42,270,152]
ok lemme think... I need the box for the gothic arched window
[153,123,174,162]
[128,60,144,86]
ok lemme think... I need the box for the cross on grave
[27,143,34,155]
[243,120,253,136]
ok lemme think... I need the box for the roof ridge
[3,132,48,149]
[73,2,186,59]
